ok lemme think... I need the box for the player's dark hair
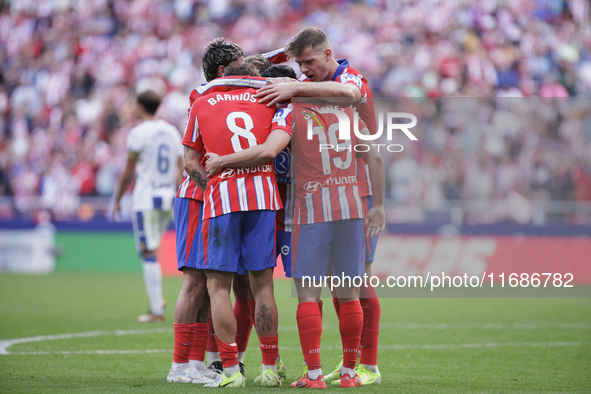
[260,64,297,79]
[285,27,329,58]
[245,54,272,74]
[136,90,161,115]
[203,38,244,82]
[223,64,259,77]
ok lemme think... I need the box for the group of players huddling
[114,27,386,389]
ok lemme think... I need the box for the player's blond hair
[285,27,330,58]
[244,54,272,74]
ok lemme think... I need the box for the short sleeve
[126,127,142,153]
[182,103,205,154]
[337,72,367,100]
[271,103,293,137]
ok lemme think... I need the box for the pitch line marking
[6,342,583,356]
[1,325,588,355]
[0,328,172,355]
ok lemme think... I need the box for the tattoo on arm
[256,304,274,332]
[183,146,190,158]
[190,169,208,190]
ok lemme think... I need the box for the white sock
[189,359,206,370]
[238,351,246,363]
[361,364,379,373]
[262,363,277,373]
[207,351,221,364]
[341,366,356,378]
[224,364,239,377]
[171,361,188,370]
[308,368,322,380]
[142,258,163,316]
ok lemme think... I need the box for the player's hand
[364,206,386,239]
[204,152,222,177]
[112,201,121,223]
[265,77,297,84]
[254,81,299,107]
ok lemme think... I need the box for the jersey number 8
[227,112,258,153]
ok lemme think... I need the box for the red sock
[296,302,322,370]
[189,322,208,362]
[173,323,197,363]
[259,336,279,365]
[206,318,218,353]
[339,300,363,369]
[216,336,239,368]
[234,300,253,352]
[332,298,340,319]
[359,294,380,366]
[318,299,324,320]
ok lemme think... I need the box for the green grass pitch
[0,273,590,393]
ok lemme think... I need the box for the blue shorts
[200,210,277,273]
[174,198,204,271]
[292,219,365,281]
[363,196,379,263]
[276,230,292,278]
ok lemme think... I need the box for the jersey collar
[196,76,267,96]
[331,59,350,81]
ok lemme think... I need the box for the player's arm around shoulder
[205,129,291,177]
[183,145,209,192]
[356,126,386,239]
[254,80,360,107]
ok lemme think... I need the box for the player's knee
[184,279,207,299]
[206,276,230,296]
[250,277,274,299]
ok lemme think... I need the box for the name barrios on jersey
[207,92,258,106]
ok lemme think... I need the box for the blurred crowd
[0,0,590,223]
[378,97,591,224]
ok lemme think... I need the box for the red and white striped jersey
[299,58,376,198]
[179,77,269,202]
[290,102,365,225]
[188,77,292,220]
